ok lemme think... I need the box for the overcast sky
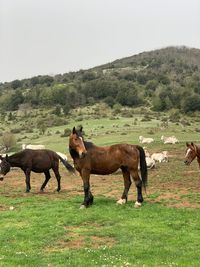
[1,0,200,82]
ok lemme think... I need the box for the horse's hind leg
[117,167,131,205]
[52,165,61,192]
[130,168,143,207]
[40,170,51,192]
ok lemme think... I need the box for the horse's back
[86,143,140,174]
[22,149,59,169]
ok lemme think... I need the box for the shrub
[60,128,71,137]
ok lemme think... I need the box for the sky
[0,0,200,83]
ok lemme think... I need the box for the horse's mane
[84,141,94,150]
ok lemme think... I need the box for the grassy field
[0,106,200,266]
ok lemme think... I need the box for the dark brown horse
[0,149,75,192]
[69,127,148,208]
[184,142,200,167]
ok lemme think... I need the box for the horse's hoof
[79,205,86,209]
[134,201,142,208]
[25,190,30,193]
[116,198,126,205]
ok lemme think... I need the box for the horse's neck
[194,145,200,159]
[8,154,22,167]
[69,147,79,159]
[84,141,94,150]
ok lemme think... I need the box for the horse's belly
[91,165,119,175]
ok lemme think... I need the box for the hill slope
[1,46,200,113]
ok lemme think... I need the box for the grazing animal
[69,127,148,208]
[139,136,154,144]
[151,151,168,163]
[22,144,45,150]
[184,142,200,167]
[145,156,156,169]
[161,135,179,144]
[0,149,75,192]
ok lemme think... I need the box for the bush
[60,128,71,137]
[0,132,16,151]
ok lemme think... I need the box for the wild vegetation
[1,46,200,115]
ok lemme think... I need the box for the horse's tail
[136,145,148,191]
[58,156,76,174]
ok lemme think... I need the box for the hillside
[1,46,200,113]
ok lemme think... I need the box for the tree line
[0,46,200,114]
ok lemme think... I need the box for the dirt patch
[46,223,116,251]
[1,152,200,209]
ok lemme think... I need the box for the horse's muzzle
[184,160,190,166]
[0,176,4,181]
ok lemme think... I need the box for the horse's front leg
[24,169,31,193]
[80,169,93,208]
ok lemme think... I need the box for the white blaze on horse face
[185,148,191,158]
[78,136,87,156]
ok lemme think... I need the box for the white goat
[143,147,150,157]
[22,144,45,150]
[151,151,169,163]
[139,136,154,144]
[161,135,179,144]
[145,156,156,169]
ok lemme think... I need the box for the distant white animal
[22,144,45,150]
[143,147,150,157]
[161,135,179,144]
[145,156,156,169]
[139,136,154,144]
[151,151,169,163]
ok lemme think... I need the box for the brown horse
[0,149,75,192]
[184,142,200,167]
[69,127,148,208]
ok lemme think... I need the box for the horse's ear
[191,142,194,147]
[0,155,3,160]
[6,154,9,161]
[80,126,83,132]
[72,127,76,134]
[186,142,190,147]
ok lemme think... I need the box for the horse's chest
[73,159,90,172]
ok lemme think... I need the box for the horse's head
[0,155,11,181]
[184,142,197,165]
[69,127,87,159]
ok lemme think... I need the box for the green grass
[1,107,200,266]
[0,195,200,267]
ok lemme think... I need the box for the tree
[5,90,24,111]
[1,132,16,151]
[182,95,200,113]
[63,104,71,115]
[52,105,61,116]
[30,76,40,87]
[11,79,22,89]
